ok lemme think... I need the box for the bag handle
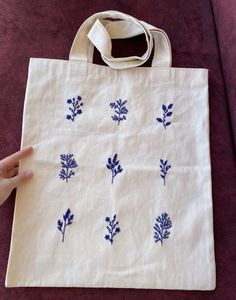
[86,18,153,68]
[69,11,172,69]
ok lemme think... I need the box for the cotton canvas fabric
[5,11,216,290]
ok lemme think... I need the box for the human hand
[0,146,33,206]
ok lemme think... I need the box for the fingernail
[24,170,33,178]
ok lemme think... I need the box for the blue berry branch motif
[66,95,83,122]
[104,214,121,245]
[59,154,78,183]
[106,154,123,184]
[153,213,172,246]
[160,159,171,186]
[110,99,128,125]
[57,208,74,243]
[156,103,173,129]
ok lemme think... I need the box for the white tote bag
[6,11,216,290]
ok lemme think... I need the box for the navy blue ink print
[106,154,123,184]
[153,213,172,246]
[57,208,74,243]
[160,159,171,186]
[156,103,173,129]
[59,154,78,182]
[104,214,121,245]
[66,95,83,122]
[110,99,128,125]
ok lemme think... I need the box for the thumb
[7,170,33,189]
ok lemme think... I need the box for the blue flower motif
[160,159,171,186]
[59,154,78,182]
[57,208,74,242]
[110,99,128,125]
[156,103,173,129]
[104,214,121,245]
[66,95,83,122]
[153,212,172,245]
[106,153,123,184]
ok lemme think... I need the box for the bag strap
[69,11,172,69]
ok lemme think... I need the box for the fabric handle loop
[69,11,172,69]
[87,19,152,68]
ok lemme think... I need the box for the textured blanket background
[0,0,235,299]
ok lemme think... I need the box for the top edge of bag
[28,58,209,72]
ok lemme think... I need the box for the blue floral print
[59,154,78,182]
[156,103,173,129]
[66,96,83,122]
[160,159,171,186]
[110,99,128,125]
[153,213,172,245]
[106,154,123,184]
[104,214,121,245]
[57,208,74,243]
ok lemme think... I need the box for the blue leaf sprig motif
[160,159,171,186]
[153,213,172,246]
[110,99,128,125]
[106,154,123,184]
[66,95,83,122]
[156,103,173,129]
[57,208,74,243]
[59,154,78,183]
[104,214,121,245]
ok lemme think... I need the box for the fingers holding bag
[0,146,33,206]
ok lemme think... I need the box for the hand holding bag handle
[69,10,172,69]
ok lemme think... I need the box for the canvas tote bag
[5,11,216,289]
